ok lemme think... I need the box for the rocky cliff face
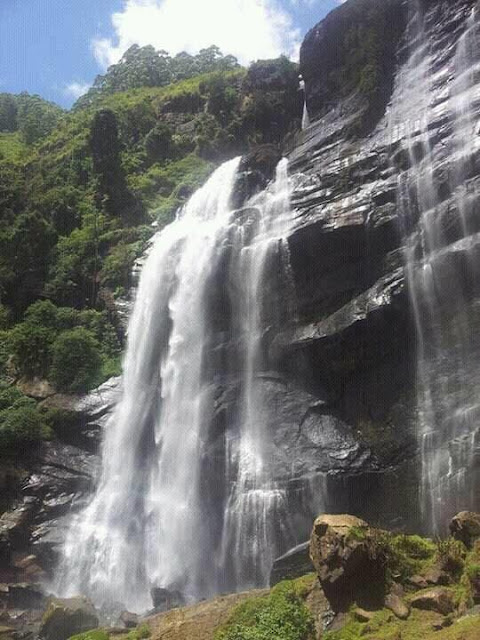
[275,0,480,533]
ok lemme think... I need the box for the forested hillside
[0,45,301,456]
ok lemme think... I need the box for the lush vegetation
[0,44,300,456]
[215,580,315,640]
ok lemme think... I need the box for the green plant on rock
[436,537,467,576]
[215,580,315,640]
[0,403,52,452]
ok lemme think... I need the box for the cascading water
[392,1,480,533]
[218,159,296,588]
[56,157,298,611]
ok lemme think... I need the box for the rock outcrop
[0,378,121,582]
[450,512,480,549]
[309,514,386,611]
[39,596,99,640]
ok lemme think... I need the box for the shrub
[0,404,52,452]
[0,304,11,329]
[215,580,315,640]
[49,327,102,393]
[126,624,151,640]
[9,322,56,378]
[436,537,467,575]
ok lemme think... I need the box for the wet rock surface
[270,542,313,586]
[0,380,121,586]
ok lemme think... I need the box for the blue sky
[0,0,343,109]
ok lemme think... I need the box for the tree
[145,122,174,162]
[89,109,144,225]
[49,327,102,393]
[16,92,63,144]
[0,94,18,132]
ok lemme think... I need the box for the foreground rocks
[450,512,480,549]
[309,514,386,611]
[39,596,99,640]
[410,588,456,616]
[306,511,480,635]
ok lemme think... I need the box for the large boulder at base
[309,514,387,611]
[270,542,313,586]
[150,588,185,613]
[39,596,99,640]
[450,512,480,549]
[410,588,455,616]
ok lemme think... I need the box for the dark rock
[450,511,480,549]
[39,597,99,640]
[299,0,407,133]
[410,588,455,615]
[0,500,39,553]
[270,542,313,586]
[7,584,46,610]
[40,377,121,452]
[231,145,281,209]
[309,514,386,612]
[119,611,138,629]
[12,555,47,582]
[150,588,185,613]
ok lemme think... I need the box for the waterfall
[302,99,310,131]
[56,157,297,612]
[392,2,480,533]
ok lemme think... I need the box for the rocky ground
[1,509,480,639]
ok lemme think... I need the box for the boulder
[39,596,99,640]
[0,499,38,552]
[424,565,451,586]
[410,588,455,616]
[450,512,480,549]
[385,593,410,620]
[150,588,185,613]
[270,542,313,586]
[119,611,138,629]
[309,514,386,611]
[7,583,46,609]
[408,575,428,590]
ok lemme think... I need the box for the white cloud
[64,82,91,100]
[93,0,301,69]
